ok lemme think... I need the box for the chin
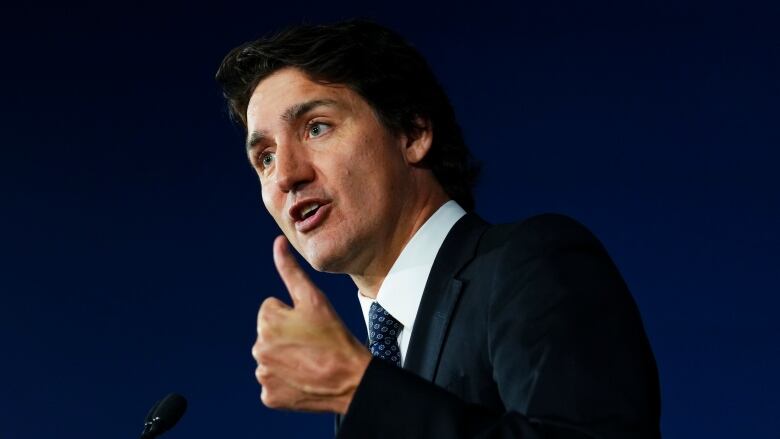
[301,240,355,274]
[304,252,347,274]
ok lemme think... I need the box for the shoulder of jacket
[481,212,599,253]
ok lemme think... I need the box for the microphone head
[141,393,187,438]
[143,399,162,424]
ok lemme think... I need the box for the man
[216,20,661,438]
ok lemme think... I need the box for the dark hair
[215,20,479,211]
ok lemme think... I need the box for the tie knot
[368,302,403,366]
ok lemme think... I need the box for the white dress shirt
[357,200,466,366]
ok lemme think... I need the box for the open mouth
[290,200,331,233]
[300,203,320,220]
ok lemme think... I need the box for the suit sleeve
[337,221,661,439]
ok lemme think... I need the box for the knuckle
[258,301,272,317]
[258,370,271,382]
[262,296,283,310]
[256,347,272,364]
[255,366,263,383]
[255,361,272,383]
[259,300,285,325]
[258,300,274,317]
[261,388,279,408]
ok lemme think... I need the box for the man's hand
[252,236,372,414]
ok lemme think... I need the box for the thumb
[272,235,319,307]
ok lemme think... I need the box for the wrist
[335,347,372,414]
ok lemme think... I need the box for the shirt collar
[358,200,466,333]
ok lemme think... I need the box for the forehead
[246,68,358,127]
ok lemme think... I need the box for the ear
[402,117,433,165]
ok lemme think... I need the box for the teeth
[300,203,320,219]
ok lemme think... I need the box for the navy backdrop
[2,2,778,438]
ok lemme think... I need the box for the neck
[350,190,449,299]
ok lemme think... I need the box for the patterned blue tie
[368,302,403,367]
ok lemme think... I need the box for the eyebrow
[245,99,339,151]
[246,130,269,152]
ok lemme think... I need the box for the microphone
[140,393,188,439]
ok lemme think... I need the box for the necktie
[368,302,403,367]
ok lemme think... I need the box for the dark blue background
[2,2,778,438]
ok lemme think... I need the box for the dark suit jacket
[336,213,661,438]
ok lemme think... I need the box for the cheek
[261,186,284,224]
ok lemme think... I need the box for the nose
[273,143,314,193]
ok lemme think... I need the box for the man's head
[215,21,479,277]
[216,20,479,210]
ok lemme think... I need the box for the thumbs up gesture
[252,236,373,414]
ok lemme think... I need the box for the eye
[307,122,330,138]
[259,151,275,169]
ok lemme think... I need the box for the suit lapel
[403,213,488,382]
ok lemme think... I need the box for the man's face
[245,68,414,274]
